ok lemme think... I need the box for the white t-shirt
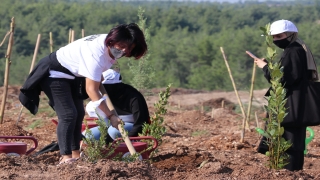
[54,34,116,82]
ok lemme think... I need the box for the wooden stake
[71,30,75,42]
[30,34,41,71]
[68,28,72,44]
[16,34,41,124]
[220,47,249,142]
[99,84,137,156]
[49,32,53,53]
[0,31,10,47]
[0,17,15,124]
[81,29,85,38]
[245,63,257,130]
[221,100,225,108]
[200,102,204,113]
[211,107,214,119]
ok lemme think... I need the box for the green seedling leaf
[266,151,270,157]
[269,129,275,136]
[267,47,274,56]
[256,128,271,138]
[260,26,267,32]
[259,22,291,170]
[279,127,284,136]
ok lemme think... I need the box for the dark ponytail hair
[105,23,147,59]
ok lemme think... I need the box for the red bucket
[51,117,99,132]
[106,136,158,159]
[82,117,99,132]
[0,136,38,155]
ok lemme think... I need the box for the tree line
[1,0,320,91]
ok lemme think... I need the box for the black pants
[285,150,304,171]
[41,77,85,155]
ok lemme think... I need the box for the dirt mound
[0,85,20,94]
[0,122,32,137]
[169,88,207,95]
[142,87,207,96]
[181,98,236,112]
[0,86,320,179]
[202,98,236,110]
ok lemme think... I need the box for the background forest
[1,0,320,91]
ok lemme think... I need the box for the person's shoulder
[123,84,145,97]
[287,42,304,51]
[123,84,139,93]
[284,42,305,56]
[281,42,306,63]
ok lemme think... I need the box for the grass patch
[27,119,43,130]
[191,130,209,137]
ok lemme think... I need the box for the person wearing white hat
[83,69,150,142]
[247,19,319,171]
[19,24,147,164]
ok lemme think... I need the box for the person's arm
[262,61,271,83]
[246,51,271,82]
[128,96,150,137]
[254,58,272,83]
[85,78,121,128]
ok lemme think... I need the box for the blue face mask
[110,47,126,59]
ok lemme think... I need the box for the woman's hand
[109,115,122,129]
[254,58,268,68]
[245,51,267,69]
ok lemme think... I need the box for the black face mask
[273,36,292,49]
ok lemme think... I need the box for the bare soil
[1,85,320,179]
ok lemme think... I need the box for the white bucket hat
[101,69,122,84]
[269,20,298,35]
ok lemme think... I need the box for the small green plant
[140,84,171,147]
[83,114,142,162]
[82,115,115,163]
[259,23,292,169]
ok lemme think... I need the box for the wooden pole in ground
[81,29,85,38]
[0,17,15,124]
[0,31,10,47]
[71,30,75,42]
[220,47,249,143]
[99,84,137,156]
[211,107,214,119]
[30,34,41,71]
[201,102,204,113]
[68,28,72,44]
[16,34,41,124]
[245,63,257,130]
[49,32,53,53]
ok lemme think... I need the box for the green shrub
[259,24,292,169]
[140,84,171,147]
